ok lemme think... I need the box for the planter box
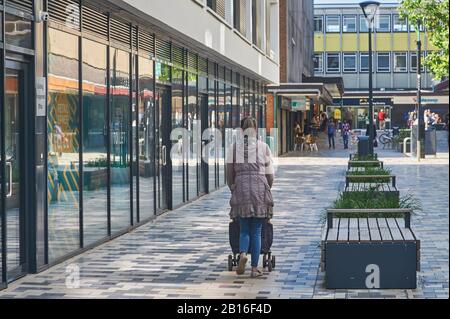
[322,209,420,289]
[342,190,400,204]
[349,153,378,161]
[348,160,384,170]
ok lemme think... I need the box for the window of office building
[360,53,373,72]
[376,14,391,32]
[314,16,323,33]
[394,52,407,72]
[326,16,340,33]
[207,0,226,19]
[393,15,408,32]
[359,15,369,32]
[343,53,357,72]
[343,15,357,32]
[314,53,323,73]
[326,53,340,73]
[47,28,81,262]
[377,52,391,72]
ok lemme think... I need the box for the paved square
[1,137,448,299]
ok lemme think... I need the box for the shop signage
[393,95,449,105]
[292,97,307,111]
[36,77,47,117]
[360,98,387,106]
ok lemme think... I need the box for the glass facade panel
[208,79,216,191]
[377,53,390,72]
[232,87,240,128]
[5,13,32,49]
[110,48,131,234]
[172,67,184,207]
[326,53,340,73]
[187,73,198,201]
[138,56,155,221]
[82,38,108,245]
[343,53,356,72]
[218,82,225,187]
[47,28,80,262]
[314,16,323,33]
[394,52,407,72]
[376,15,391,32]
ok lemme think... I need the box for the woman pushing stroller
[227,117,275,278]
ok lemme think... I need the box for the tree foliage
[399,0,449,80]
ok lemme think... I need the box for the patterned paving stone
[0,135,448,299]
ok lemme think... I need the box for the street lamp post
[360,1,380,155]
[416,19,425,160]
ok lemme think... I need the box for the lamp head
[360,1,380,23]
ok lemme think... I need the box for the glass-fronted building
[0,0,280,288]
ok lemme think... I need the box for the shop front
[328,98,394,130]
[0,0,271,289]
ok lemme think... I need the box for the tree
[399,0,449,80]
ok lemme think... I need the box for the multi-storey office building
[0,0,279,288]
[314,1,449,129]
[267,0,344,155]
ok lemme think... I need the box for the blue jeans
[239,218,264,268]
[343,134,349,149]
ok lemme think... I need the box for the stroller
[228,218,276,272]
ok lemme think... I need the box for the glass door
[155,86,170,213]
[4,65,26,281]
[199,94,208,195]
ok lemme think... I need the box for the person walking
[328,118,336,150]
[342,120,351,150]
[227,117,275,278]
[294,122,303,151]
[378,109,386,130]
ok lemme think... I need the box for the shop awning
[267,76,344,107]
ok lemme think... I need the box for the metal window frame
[343,52,357,73]
[326,15,341,33]
[342,15,357,33]
[393,52,408,73]
[377,52,391,72]
[393,14,408,33]
[326,52,340,73]
[314,15,324,33]
[314,53,323,73]
[376,14,391,33]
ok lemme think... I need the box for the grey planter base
[323,209,420,290]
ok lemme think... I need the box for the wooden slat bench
[321,209,420,289]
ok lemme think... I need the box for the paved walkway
[0,136,448,299]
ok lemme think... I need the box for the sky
[315,0,400,4]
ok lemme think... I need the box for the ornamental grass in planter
[329,190,422,219]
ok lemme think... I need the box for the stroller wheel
[228,255,233,271]
[271,256,276,270]
[262,254,268,268]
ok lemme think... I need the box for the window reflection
[110,48,131,233]
[187,72,198,200]
[47,28,80,262]
[138,56,155,220]
[172,67,184,207]
[82,39,108,245]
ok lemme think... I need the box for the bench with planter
[321,209,420,289]
[321,151,422,290]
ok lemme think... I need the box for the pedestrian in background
[328,118,336,150]
[342,120,351,150]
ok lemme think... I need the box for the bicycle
[378,129,394,149]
